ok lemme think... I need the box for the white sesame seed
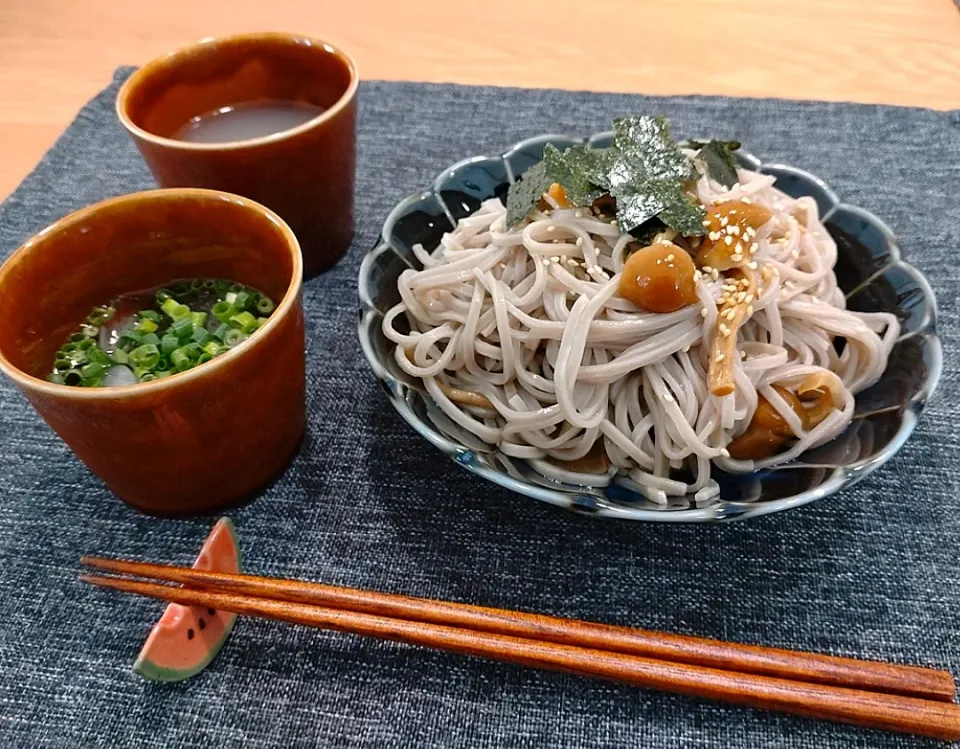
[709,231,721,241]
[724,308,736,320]
[731,254,743,263]
[719,323,729,335]
[747,261,758,270]
[597,213,606,220]
[550,255,560,263]
[663,392,674,402]
[575,237,584,247]
[720,217,729,227]
[542,259,551,266]
[715,352,725,362]
[567,258,579,267]
[724,236,733,246]
[741,197,752,205]
[702,219,712,227]
[700,308,709,318]
[593,265,603,274]
[666,253,675,261]
[711,268,719,279]
[702,265,713,273]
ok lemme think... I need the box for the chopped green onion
[156,355,172,372]
[116,331,142,351]
[203,279,217,290]
[212,302,235,324]
[256,317,270,329]
[69,332,87,343]
[77,338,95,351]
[62,342,79,352]
[140,332,160,347]
[225,291,238,305]
[190,278,205,291]
[256,296,276,315]
[190,311,208,329]
[87,306,115,326]
[46,373,64,385]
[161,298,191,320]
[110,349,130,365]
[156,289,174,305]
[63,369,83,386]
[54,357,72,371]
[170,348,193,372]
[169,316,194,340]
[197,352,214,365]
[191,327,211,345]
[229,282,245,294]
[138,309,162,323]
[223,329,247,348]
[139,372,158,383]
[202,341,222,357]
[129,344,160,369]
[229,311,257,333]
[86,347,111,367]
[171,281,192,298]
[156,370,174,379]
[81,362,105,380]
[135,318,159,334]
[79,324,99,339]
[215,280,232,297]
[212,324,230,342]
[161,333,179,355]
[233,291,253,311]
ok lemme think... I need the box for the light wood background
[2,0,959,200]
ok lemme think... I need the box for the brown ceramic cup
[117,32,358,277]
[0,189,305,516]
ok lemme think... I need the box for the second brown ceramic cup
[117,32,358,276]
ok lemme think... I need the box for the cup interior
[0,190,298,380]
[119,33,356,142]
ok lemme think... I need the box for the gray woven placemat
[1,68,958,748]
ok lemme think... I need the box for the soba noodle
[382,155,899,504]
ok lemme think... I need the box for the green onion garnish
[161,334,179,356]
[223,329,247,348]
[229,311,257,333]
[135,318,159,334]
[169,316,194,340]
[190,311,208,329]
[110,349,130,365]
[212,301,234,324]
[129,344,160,369]
[256,296,276,315]
[63,369,83,386]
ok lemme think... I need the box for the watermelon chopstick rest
[133,517,241,682]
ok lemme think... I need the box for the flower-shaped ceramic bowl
[358,133,942,522]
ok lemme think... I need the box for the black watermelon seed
[208,608,216,616]
[187,628,195,640]
[198,618,206,630]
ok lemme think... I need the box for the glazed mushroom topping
[708,265,758,396]
[695,199,773,271]
[727,382,837,460]
[619,242,699,313]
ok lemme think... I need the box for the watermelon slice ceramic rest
[133,517,241,681]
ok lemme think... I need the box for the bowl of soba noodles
[358,116,940,522]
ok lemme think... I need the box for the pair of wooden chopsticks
[80,557,960,741]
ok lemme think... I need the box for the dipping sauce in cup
[117,32,358,276]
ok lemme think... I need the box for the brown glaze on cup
[117,33,358,277]
[0,189,305,516]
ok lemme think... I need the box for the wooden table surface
[2,0,959,201]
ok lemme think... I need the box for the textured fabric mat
[1,68,959,748]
